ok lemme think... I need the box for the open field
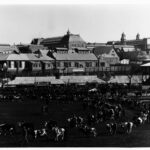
[0,100,149,147]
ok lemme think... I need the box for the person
[42,105,48,115]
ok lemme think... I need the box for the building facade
[93,46,120,71]
[107,33,150,53]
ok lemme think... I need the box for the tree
[127,63,140,86]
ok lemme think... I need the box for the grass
[0,100,149,147]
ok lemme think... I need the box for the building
[0,44,19,54]
[51,50,98,75]
[30,30,98,75]
[31,30,88,52]
[107,33,150,53]
[0,52,54,76]
[93,45,120,72]
[17,44,47,53]
[86,42,106,52]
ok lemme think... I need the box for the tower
[67,29,71,35]
[136,33,140,40]
[120,32,126,45]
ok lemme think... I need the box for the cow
[133,117,143,127]
[67,116,77,128]
[106,123,117,135]
[34,128,48,139]
[17,122,35,141]
[0,123,16,136]
[119,121,134,134]
[44,120,57,130]
[126,122,134,134]
[52,126,65,141]
[80,124,97,137]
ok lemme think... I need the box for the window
[56,62,60,67]
[33,63,37,67]
[101,62,105,67]
[64,62,68,67]
[96,62,98,67]
[68,62,71,67]
[48,64,51,67]
[75,62,79,67]
[8,61,11,68]
[14,61,18,68]
[86,62,89,67]
[39,63,41,67]
[63,62,71,67]
[86,62,92,67]
[19,61,22,68]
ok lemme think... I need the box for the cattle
[87,114,97,125]
[0,123,16,136]
[17,122,34,132]
[106,123,113,135]
[77,116,84,127]
[34,128,48,139]
[133,117,143,127]
[140,112,148,124]
[126,122,134,134]
[96,111,103,122]
[52,126,65,141]
[119,121,134,134]
[106,123,117,135]
[44,120,57,130]
[67,116,77,128]
[17,122,35,142]
[79,124,97,137]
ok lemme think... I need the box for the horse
[52,126,65,141]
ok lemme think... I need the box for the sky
[1,3,150,44]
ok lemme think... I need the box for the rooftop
[53,52,97,61]
[93,46,113,57]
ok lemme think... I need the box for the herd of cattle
[0,83,149,145]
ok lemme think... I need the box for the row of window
[30,63,51,68]
[71,43,85,47]
[6,61,98,69]
[56,62,98,68]
[33,63,41,68]
[7,61,52,69]
[8,61,22,68]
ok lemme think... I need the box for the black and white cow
[52,126,65,141]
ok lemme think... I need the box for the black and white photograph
[0,0,150,147]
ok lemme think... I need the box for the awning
[72,68,85,72]
[87,78,105,83]
[51,79,64,84]
[141,63,150,67]
[89,88,97,92]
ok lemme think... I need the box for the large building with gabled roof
[31,30,89,53]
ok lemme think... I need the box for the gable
[109,49,118,57]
